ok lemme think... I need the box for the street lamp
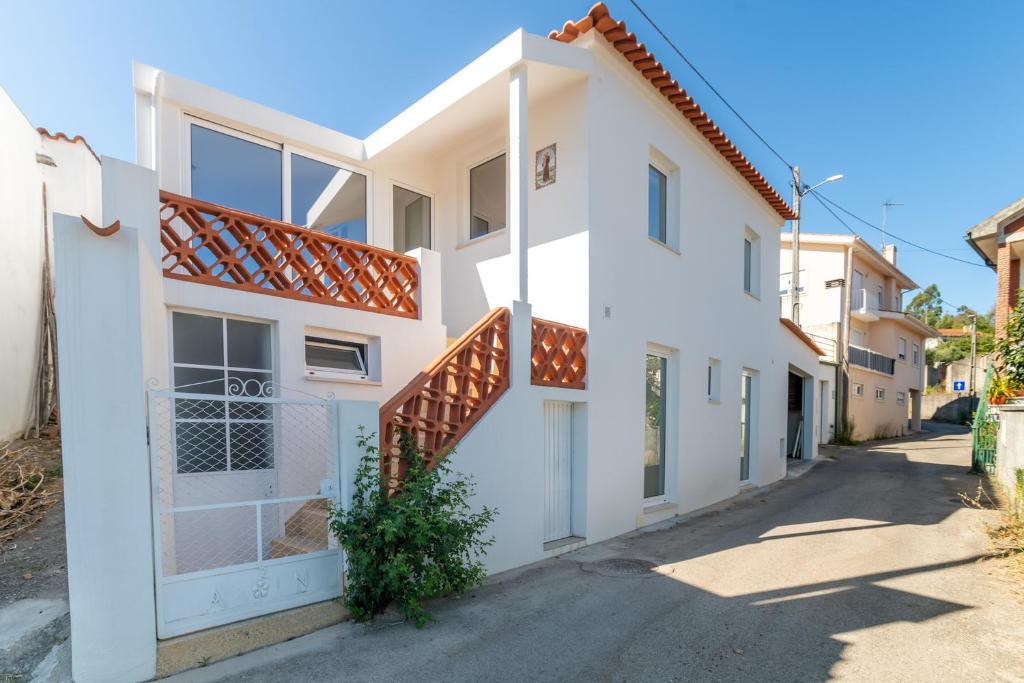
[790,168,844,325]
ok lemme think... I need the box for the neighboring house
[40,4,827,680]
[925,326,969,351]
[781,233,937,441]
[0,86,101,442]
[964,196,1024,338]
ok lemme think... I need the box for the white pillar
[509,64,529,304]
[54,213,157,682]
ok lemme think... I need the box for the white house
[780,233,937,441]
[37,3,828,680]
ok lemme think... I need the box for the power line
[627,0,794,171]
[808,190,987,268]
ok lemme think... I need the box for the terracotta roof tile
[551,3,796,221]
[37,127,100,163]
[780,317,826,357]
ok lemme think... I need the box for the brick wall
[995,244,1017,339]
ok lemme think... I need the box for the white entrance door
[543,401,573,543]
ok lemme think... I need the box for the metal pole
[791,165,801,325]
[969,314,977,400]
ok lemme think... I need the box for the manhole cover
[581,558,669,578]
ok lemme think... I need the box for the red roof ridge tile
[780,317,826,357]
[550,3,796,221]
[37,127,100,163]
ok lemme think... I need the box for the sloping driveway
[174,423,1024,682]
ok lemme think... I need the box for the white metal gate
[147,389,342,637]
[543,401,573,543]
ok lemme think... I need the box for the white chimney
[882,244,897,265]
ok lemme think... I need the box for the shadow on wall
[922,393,978,424]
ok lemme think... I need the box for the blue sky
[3,0,1020,314]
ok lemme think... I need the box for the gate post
[54,161,160,682]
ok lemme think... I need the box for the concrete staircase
[268,500,329,559]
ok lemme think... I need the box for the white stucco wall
[0,88,44,441]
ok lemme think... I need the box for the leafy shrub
[996,291,1024,388]
[329,429,496,627]
[830,418,858,446]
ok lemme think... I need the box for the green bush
[328,428,496,627]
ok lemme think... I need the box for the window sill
[744,290,762,302]
[304,372,381,387]
[457,227,507,250]
[707,398,721,405]
[642,501,676,515]
[648,236,680,255]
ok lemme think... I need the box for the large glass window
[648,165,667,242]
[171,312,274,474]
[190,125,282,220]
[393,185,431,252]
[469,155,506,239]
[189,121,370,243]
[740,372,753,481]
[291,153,367,242]
[645,354,668,499]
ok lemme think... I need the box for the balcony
[158,191,420,318]
[851,288,880,322]
[848,345,895,375]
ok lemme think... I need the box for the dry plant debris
[0,441,59,545]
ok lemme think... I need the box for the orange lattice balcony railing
[531,317,587,389]
[159,191,420,319]
[379,308,511,483]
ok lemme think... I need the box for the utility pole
[791,166,801,325]
[969,314,978,401]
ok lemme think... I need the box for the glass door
[740,372,752,481]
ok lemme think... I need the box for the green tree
[905,284,943,325]
[997,293,1024,388]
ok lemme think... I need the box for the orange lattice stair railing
[530,318,587,389]
[379,308,511,484]
[159,191,420,319]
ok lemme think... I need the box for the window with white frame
[304,336,368,380]
[875,386,886,401]
[469,154,506,239]
[743,227,762,297]
[648,164,667,243]
[898,337,907,361]
[707,358,721,402]
[912,343,920,365]
[853,382,865,398]
[740,370,756,482]
[188,118,369,242]
[645,351,670,501]
[392,184,431,252]
[896,391,906,404]
[170,311,274,473]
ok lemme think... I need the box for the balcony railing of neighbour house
[852,288,878,313]
[848,345,896,375]
[158,191,421,319]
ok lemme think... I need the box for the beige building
[781,233,937,441]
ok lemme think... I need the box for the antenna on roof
[881,200,903,249]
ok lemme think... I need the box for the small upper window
[743,228,761,297]
[707,358,721,402]
[875,387,886,401]
[912,344,920,365]
[898,337,907,361]
[896,391,906,404]
[648,165,667,243]
[305,336,368,379]
[470,155,506,239]
[853,382,865,398]
[393,185,431,252]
